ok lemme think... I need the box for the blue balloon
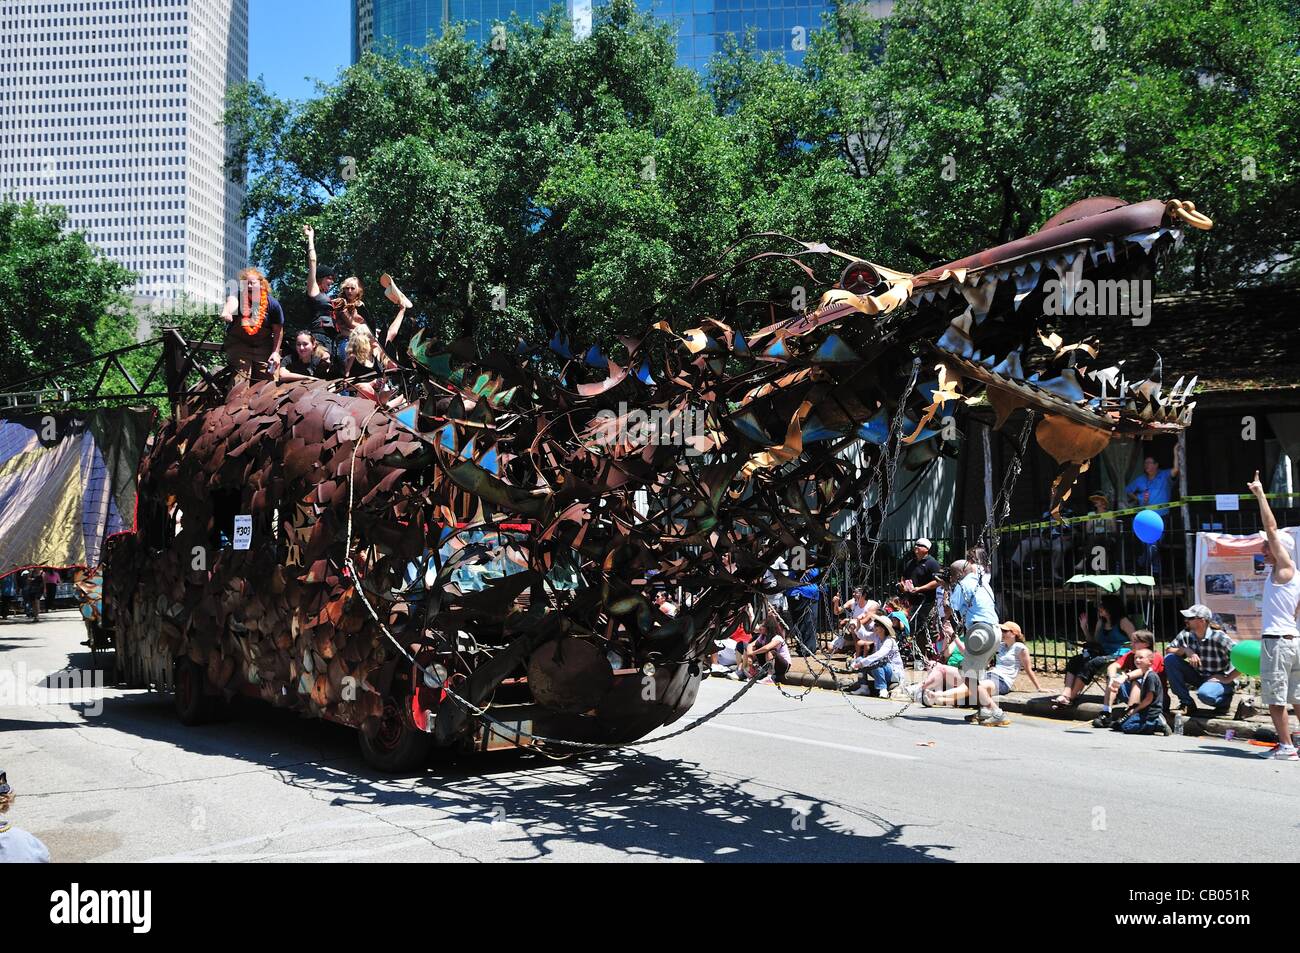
[1133,509,1164,544]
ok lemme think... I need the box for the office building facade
[351,0,877,72]
[0,0,249,307]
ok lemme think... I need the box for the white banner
[1194,528,1300,639]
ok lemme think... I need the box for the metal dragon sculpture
[100,195,1211,767]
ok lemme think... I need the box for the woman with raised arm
[342,325,398,404]
[303,224,337,350]
[379,272,413,349]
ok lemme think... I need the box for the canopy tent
[0,408,152,575]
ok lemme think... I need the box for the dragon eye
[839,261,880,293]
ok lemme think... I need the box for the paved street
[4,613,1298,863]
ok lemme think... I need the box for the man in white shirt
[1249,472,1300,760]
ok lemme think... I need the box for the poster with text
[1194,528,1300,639]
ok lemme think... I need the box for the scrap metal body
[102,196,1209,753]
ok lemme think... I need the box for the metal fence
[822,498,1300,673]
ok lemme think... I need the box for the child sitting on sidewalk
[1111,649,1172,735]
[1092,629,1163,728]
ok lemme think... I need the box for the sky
[249,1,351,101]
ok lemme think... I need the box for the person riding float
[220,267,285,384]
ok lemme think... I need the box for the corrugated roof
[1105,284,1300,393]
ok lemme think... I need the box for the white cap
[916,537,932,549]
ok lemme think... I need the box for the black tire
[88,625,117,684]
[174,657,219,725]
[358,698,431,772]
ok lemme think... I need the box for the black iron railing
[822,497,1300,673]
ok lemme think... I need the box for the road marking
[696,722,919,761]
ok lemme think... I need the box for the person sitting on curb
[1092,629,1164,728]
[830,588,878,653]
[653,591,678,618]
[908,629,967,703]
[848,615,903,697]
[744,622,791,685]
[1164,604,1237,715]
[1109,649,1172,735]
[926,621,1043,726]
[1053,595,1136,711]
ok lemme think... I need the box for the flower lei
[240,284,270,337]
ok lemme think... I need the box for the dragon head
[730,196,1213,514]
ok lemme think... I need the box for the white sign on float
[233,514,252,551]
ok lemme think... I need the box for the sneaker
[980,709,1011,727]
[1091,711,1115,729]
[923,689,938,708]
[1155,714,1173,736]
[1265,745,1299,761]
[963,712,980,724]
[849,684,873,696]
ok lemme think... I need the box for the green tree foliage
[0,200,136,393]
[227,0,1296,354]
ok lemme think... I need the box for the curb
[771,668,1277,743]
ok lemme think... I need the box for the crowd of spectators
[699,533,1273,740]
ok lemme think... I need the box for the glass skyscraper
[352,0,876,72]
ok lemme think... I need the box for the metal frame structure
[0,327,226,413]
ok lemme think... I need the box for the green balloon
[1231,639,1261,677]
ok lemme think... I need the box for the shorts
[225,341,275,384]
[1260,636,1300,706]
[986,673,1013,696]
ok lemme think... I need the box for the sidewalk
[776,656,1279,742]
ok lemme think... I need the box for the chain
[342,407,785,756]
[770,357,922,721]
[341,352,931,752]
[980,412,1034,555]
